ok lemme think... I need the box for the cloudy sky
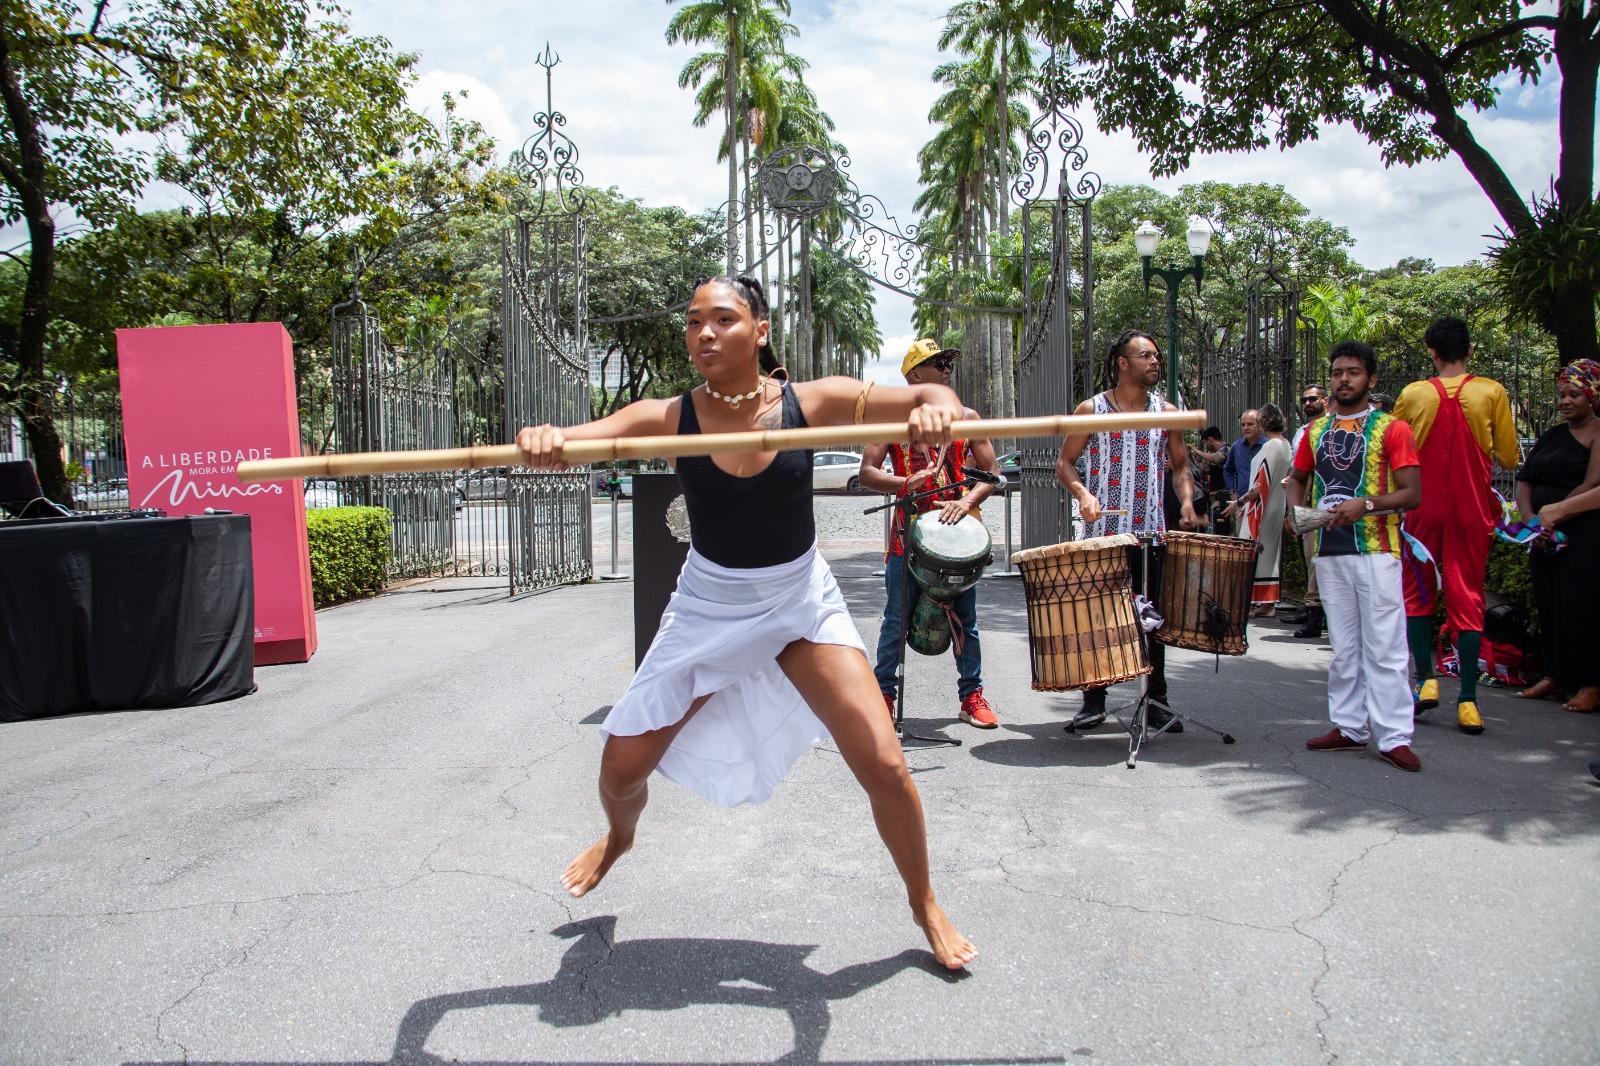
[343,0,1559,373]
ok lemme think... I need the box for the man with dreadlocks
[1055,329,1199,731]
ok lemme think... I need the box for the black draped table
[0,514,256,721]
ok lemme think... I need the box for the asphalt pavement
[3,521,1597,1065]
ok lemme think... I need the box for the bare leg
[777,639,977,970]
[562,695,710,897]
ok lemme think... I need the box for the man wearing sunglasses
[860,339,1003,730]
[1056,329,1199,732]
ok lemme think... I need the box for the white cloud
[343,0,1560,350]
[408,70,521,155]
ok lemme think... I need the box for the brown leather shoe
[1306,728,1365,752]
[1378,745,1422,772]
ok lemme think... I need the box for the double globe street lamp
[1134,219,1213,400]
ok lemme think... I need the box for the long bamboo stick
[236,409,1208,484]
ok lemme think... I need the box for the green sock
[1456,630,1482,702]
[1406,616,1435,682]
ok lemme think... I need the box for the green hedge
[1484,535,1537,625]
[306,507,391,608]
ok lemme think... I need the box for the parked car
[812,450,868,492]
[996,450,1023,490]
[303,479,340,509]
[455,469,509,501]
[81,478,128,509]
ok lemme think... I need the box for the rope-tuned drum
[1012,534,1148,691]
[1154,531,1261,656]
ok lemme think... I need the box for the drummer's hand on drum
[1178,501,1199,531]
[907,402,962,445]
[516,424,567,470]
[937,497,972,524]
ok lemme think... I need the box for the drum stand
[864,474,992,748]
[1106,533,1236,769]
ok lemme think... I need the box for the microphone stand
[864,466,1001,747]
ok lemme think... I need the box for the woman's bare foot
[1563,686,1600,714]
[561,833,632,897]
[1516,676,1562,701]
[913,903,977,970]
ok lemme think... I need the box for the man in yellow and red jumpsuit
[1393,316,1521,735]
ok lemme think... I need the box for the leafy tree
[1361,260,1559,434]
[1026,0,1600,364]
[0,0,430,502]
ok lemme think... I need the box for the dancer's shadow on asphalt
[389,914,992,1066]
[125,915,1050,1066]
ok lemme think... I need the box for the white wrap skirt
[601,542,868,807]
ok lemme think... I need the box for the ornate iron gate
[502,45,593,595]
[330,294,458,577]
[1013,54,1101,549]
[1200,277,1317,435]
[328,293,523,581]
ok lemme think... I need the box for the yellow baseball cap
[901,338,960,377]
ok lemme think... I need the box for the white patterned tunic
[1079,390,1169,541]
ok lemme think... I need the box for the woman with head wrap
[1514,358,1600,712]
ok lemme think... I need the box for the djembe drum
[1012,534,1148,691]
[1154,531,1261,656]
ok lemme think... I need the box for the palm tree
[912,53,1029,416]
[938,1,1034,239]
[1303,283,1385,356]
[805,245,882,379]
[760,79,837,373]
[666,0,796,274]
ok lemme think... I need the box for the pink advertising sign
[117,323,317,665]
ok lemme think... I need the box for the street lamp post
[1135,220,1212,400]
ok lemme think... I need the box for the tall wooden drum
[1012,534,1148,691]
[1155,531,1261,655]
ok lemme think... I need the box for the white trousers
[1314,553,1413,752]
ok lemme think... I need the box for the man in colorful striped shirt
[1288,341,1424,771]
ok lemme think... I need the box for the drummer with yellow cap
[858,339,1004,728]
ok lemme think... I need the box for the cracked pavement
[2,525,1598,1065]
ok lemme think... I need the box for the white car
[303,480,340,509]
[812,450,868,492]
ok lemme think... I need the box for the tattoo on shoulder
[757,406,782,430]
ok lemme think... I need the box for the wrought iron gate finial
[513,42,587,217]
[1012,44,1102,209]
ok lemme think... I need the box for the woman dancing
[515,276,977,970]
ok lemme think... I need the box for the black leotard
[675,384,815,568]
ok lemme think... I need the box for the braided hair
[692,275,780,374]
[1100,329,1158,391]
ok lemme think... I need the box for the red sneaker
[1378,745,1422,772]
[882,690,897,720]
[1305,728,1365,752]
[960,689,998,728]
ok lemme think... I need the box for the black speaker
[631,472,691,668]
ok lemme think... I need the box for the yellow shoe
[1413,678,1439,716]
[1457,700,1485,735]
